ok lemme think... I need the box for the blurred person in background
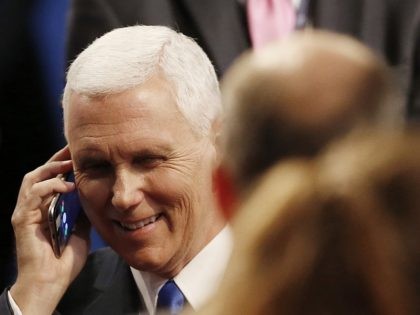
[0,25,231,315]
[214,30,401,219]
[200,128,420,315]
[66,0,420,119]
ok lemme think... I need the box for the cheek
[148,170,198,226]
[147,168,195,203]
[78,179,111,218]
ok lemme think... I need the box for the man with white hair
[0,25,231,315]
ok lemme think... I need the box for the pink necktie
[247,0,296,49]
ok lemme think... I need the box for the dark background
[0,0,69,290]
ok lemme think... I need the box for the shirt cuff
[7,290,23,315]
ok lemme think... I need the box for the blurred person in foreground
[200,128,420,315]
[0,25,230,315]
[214,30,402,220]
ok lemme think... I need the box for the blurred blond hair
[200,128,420,315]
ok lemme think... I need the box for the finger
[37,179,75,222]
[47,146,71,163]
[13,178,75,226]
[20,179,74,216]
[31,177,75,199]
[21,161,73,189]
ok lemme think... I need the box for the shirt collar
[130,267,165,315]
[130,226,233,314]
[174,226,233,310]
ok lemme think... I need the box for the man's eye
[80,163,112,176]
[133,156,164,168]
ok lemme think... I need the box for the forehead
[65,77,196,150]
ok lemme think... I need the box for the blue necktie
[157,280,185,314]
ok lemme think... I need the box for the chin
[121,247,167,271]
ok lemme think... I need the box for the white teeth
[120,214,160,231]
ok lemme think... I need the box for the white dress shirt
[7,290,22,315]
[131,226,233,315]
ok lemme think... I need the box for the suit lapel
[84,255,145,315]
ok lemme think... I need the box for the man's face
[66,77,223,277]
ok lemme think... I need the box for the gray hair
[63,25,221,136]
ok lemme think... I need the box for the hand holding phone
[48,172,84,257]
[10,149,90,314]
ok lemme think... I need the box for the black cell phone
[48,172,83,257]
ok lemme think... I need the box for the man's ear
[213,166,238,221]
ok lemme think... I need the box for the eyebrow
[123,144,173,157]
[73,155,108,169]
[74,144,173,162]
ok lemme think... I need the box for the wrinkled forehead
[64,81,176,134]
[63,87,205,146]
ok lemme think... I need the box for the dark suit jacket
[0,248,144,315]
[66,0,250,77]
[66,0,420,119]
[57,247,143,314]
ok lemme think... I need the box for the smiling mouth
[116,214,162,231]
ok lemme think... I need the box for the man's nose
[111,169,144,211]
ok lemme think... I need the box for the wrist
[10,280,67,315]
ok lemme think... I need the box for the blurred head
[62,25,225,277]
[215,30,401,218]
[203,128,420,315]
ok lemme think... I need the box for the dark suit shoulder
[69,247,120,290]
[57,247,143,315]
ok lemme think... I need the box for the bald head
[221,30,400,194]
